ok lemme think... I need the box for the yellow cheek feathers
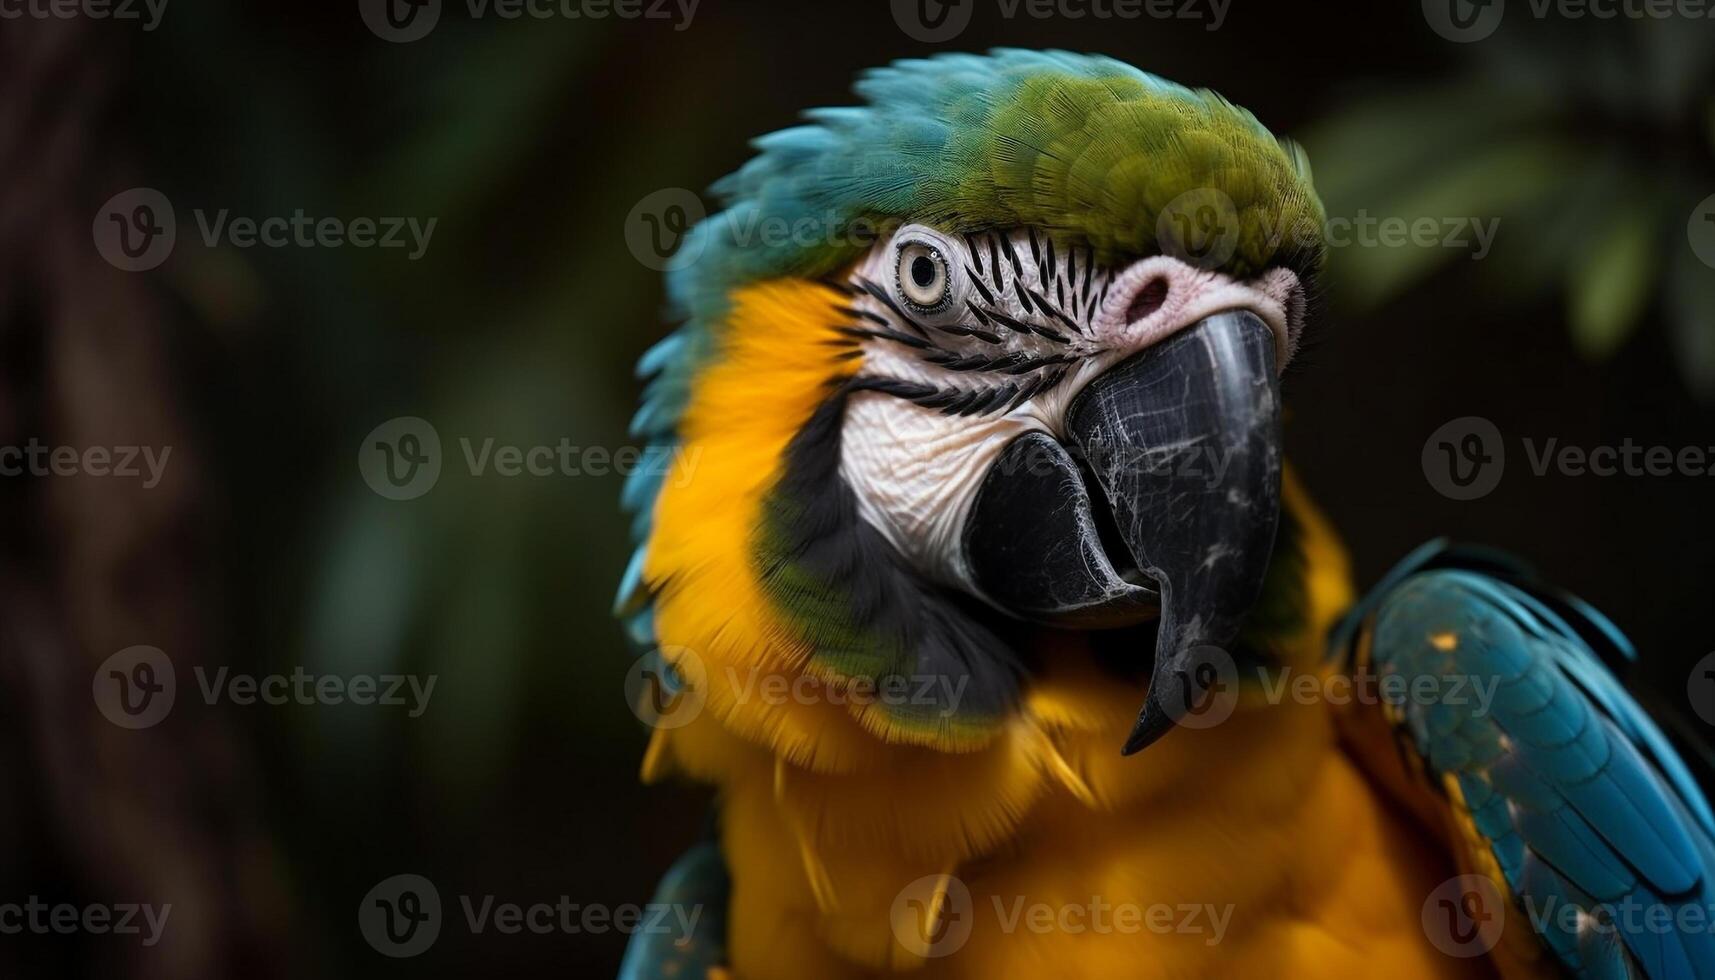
[643,278,892,773]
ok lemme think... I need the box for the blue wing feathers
[616,841,731,980]
[1350,543,1715,979]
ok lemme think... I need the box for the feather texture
[1340,543,1715,979]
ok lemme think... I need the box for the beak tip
[1119,700,1176,755]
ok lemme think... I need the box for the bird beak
[963,311,1283,754]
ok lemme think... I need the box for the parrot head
[619,50,1328,758]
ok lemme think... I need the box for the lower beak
[964,311,1283,754]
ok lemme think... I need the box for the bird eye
[896,240,951,312]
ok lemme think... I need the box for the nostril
[1125,277,1169,324]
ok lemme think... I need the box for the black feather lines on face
[750,387,1029,736]
[834,230,1111,418]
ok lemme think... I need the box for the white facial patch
[840,395,1043,588]
[835,224,1303,590]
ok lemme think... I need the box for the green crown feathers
[668,48,1326,323]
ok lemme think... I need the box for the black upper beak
[963,311,1283,754]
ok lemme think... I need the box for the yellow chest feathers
[648,644,1487,978]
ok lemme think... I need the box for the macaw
[612,50,1715,979]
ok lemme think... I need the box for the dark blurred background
[0,2,1711,977]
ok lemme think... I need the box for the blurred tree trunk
[0,19,285,980]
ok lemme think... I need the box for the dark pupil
[910,255,938,290]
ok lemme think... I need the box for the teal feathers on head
[616,49,1327,634]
